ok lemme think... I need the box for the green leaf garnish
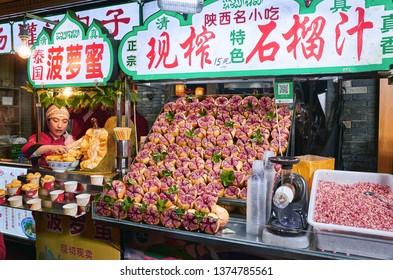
[151,150,167,163]
[265,111,276,121]
[175,207,184,217]
[168,185,179,195]
[225,121,234,128]
[199,109,207,116]
[161,170,173,177]
[220,170,235,187]
[185,127,197,138]
[212,152,222,163]
[165,111,175,122]
[157,199,168,212]
[195,211,206,223]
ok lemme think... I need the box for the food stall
[1,0,393,260]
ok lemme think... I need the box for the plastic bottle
[246,160,265,235]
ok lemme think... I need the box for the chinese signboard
[28,10,117,88]
[119,0,393,80]
[0,2,141,55]
[35,212,121,260]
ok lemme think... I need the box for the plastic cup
[90,175,104,185]
[50,190,65,202]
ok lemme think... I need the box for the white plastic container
[308,169,393,259]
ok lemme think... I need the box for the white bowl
[63,203,78,216]
[64,181,78,192]
[47,161,73,173]
[69,160,80,171]
[76,193,91,206]
[26,198,42,210]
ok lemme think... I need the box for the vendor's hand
[50,145,68,154]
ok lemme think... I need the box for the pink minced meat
[314,180,393,232]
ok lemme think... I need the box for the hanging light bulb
[17,21,31,59]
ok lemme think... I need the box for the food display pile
[95,95,293,234]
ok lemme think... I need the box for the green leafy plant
[21,79,139,110]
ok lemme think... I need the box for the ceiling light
[157,0,204,14]
[17,13,57,59]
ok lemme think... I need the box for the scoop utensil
[363,191,393,208]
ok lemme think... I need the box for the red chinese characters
[32,41,105,82]
[0,27,7,51]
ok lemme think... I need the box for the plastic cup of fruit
[63,203,78,216]
[90,175,104,185]
[8,195,23,207]
[64,181,78,193]
[26,198,42,210]
[50,190,65,202]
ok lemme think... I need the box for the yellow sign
[35,212,121,260]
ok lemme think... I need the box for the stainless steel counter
[92,205,389,260]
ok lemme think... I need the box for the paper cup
[8,195,23,207]
[76,193,91,206]
[64,181,78,193]
[26,198,42,210]
[7,186,21,196]
[0,194,6,205]
[42,180,55,190]
[50,190,65,202]
[25,189,39,198]
[90,175,104,185]
[63,203,78,216]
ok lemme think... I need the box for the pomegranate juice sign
[119,0,393,80]
[28,11,116,88]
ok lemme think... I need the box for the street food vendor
[22,105,75,166]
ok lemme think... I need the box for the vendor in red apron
[22,105,75,166]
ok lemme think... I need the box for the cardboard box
[293,155,335,194]
[308,169,393,259]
